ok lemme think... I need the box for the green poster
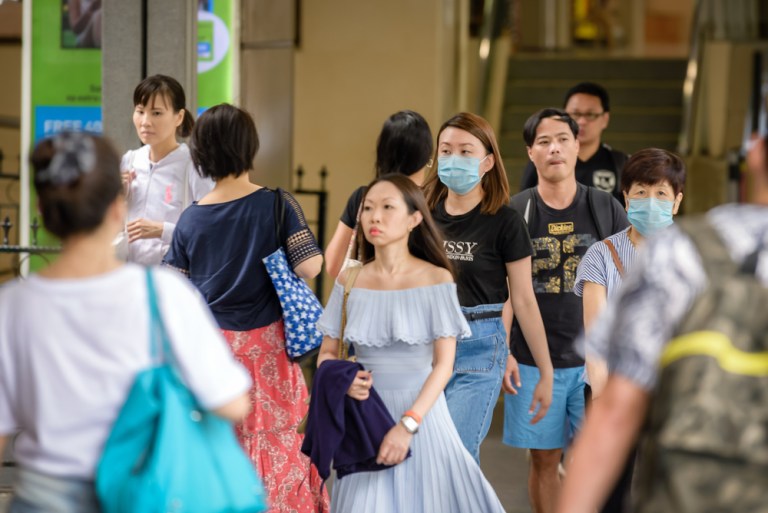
[29,0,102,259]
[198,1,234,113]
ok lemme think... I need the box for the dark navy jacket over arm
[300,359,408,480]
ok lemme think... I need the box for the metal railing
[292,165,328,297]
[0,150,61,278]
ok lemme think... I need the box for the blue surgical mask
[437,155,488,195]
[627,198,675,236]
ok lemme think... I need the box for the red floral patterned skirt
[223,320,329,513]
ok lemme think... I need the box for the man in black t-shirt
[520,82,628,205]
[506,108,628,513]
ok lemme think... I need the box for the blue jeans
[444,303,507,463]
[9,468,101,513]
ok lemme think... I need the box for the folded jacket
[300,359,409,480]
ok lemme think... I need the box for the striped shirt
[574,227,636,300]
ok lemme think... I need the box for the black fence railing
[292,165,328,297]
[0,150,62,278]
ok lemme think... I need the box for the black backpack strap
[510,188,537,237]
[586,185,610,240]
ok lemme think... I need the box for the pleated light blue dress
[317,282,507,513]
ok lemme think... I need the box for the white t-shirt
[123,143,214,266]
[0,264,251,479]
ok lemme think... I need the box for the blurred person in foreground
[556,134,768,513]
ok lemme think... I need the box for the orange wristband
[403,410,422,424]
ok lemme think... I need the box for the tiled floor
[481,401,533,513]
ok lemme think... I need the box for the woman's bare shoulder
[420,261,454,286]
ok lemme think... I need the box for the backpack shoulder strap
[586,185,613,240]
[510,188,537,237]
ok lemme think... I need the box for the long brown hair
[358,174,453,276]
[423,112,510,215]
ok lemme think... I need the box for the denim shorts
[10,468,101,513]
[503,363,585,450]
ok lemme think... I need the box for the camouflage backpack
[635,217,768,513]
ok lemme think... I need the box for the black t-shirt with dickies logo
[509,185,628,368]
[433,200,533,308]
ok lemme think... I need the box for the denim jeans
[444,303,507,463]
[9,468,101,513]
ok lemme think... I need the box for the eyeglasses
[567,111,605,122]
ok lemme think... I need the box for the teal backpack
[96,269,267,513]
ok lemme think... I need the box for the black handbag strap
[272,188,287,248]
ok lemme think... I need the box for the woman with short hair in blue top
[573,147,685,513]
[163,104,329,512]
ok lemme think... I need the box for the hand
[121,170,136,195]
[529,374,553,425]
[376,423,412,466]
[502,354,521,394]
[346,370,373,401]
[127,218,163,242]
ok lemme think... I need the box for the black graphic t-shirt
[432,201,533,307]
[577,145,619,201]
[510,186,628,368]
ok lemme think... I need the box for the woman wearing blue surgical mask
[423,112,553,463]
[573,147,685,513]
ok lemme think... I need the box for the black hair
[32,132,122,239]
[522,108,579,147]
[359,174,454,276]
[375,110,433,176]
[620,148,686,195]
[190,103,259,180]
[133,74,194,138]
[563,82,611,112]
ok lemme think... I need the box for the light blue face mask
[627,197,675,236]
[437,154,488,195]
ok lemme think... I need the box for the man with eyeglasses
[520,82,627,205]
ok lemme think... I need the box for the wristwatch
[400,415,419,434]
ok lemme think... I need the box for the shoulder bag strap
[273,188,286,248]
[145,268,176,368]
[338,265,362,360]
[602,239,625,276]
[343,201,364,265]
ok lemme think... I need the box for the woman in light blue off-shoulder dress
[316,174,506,513]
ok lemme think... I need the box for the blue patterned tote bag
[263,188,324,362]
[96,269,268,513]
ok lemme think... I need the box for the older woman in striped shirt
[572,147,686,513]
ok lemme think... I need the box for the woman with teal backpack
[0,133,253,513]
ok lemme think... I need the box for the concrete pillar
[240,0,295,189]
[102,0,197,154]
